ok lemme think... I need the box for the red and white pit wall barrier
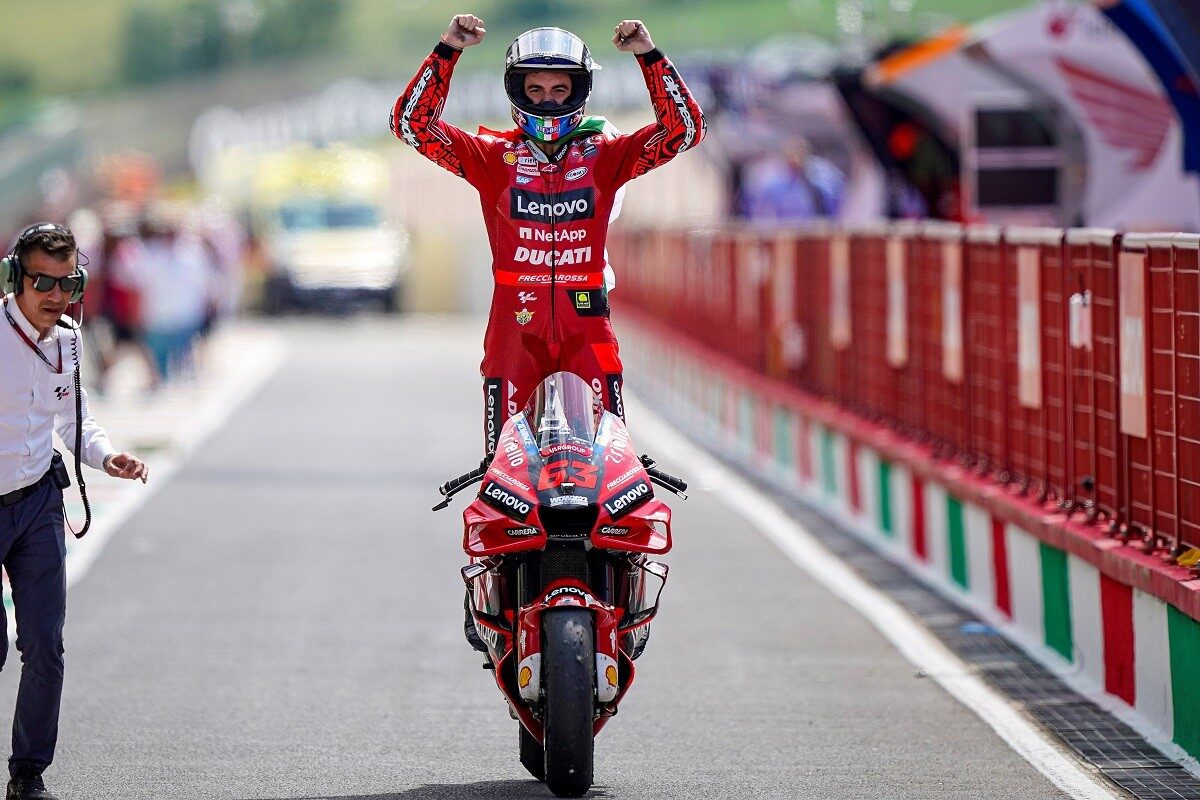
[612,223,1200,767]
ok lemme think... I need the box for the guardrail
[611,224,1200,564]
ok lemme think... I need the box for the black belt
[0,472,50,507]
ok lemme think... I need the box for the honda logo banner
[973,3,1200,230]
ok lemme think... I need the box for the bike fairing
[391,41,705,454]
[454,375,675,753]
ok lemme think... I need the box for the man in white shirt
[0,223,147,800]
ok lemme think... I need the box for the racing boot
[6,773,58,800]
[464,592,488,653]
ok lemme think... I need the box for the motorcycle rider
[392,14,705,456]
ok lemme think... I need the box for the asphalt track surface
[0,317,1076,799]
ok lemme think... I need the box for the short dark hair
[15,224,76,263]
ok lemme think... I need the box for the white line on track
[1,327,289,636]
[61,332,287,591]
[630,394,1124,800]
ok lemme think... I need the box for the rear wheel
[542,607,595,798]
[519,723,544,781]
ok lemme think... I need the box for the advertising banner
[1017,247,1043,408]
[1118,249,1149,438]
[942,241,964,382]
[887,236,908,367]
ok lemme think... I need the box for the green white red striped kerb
[622,331,1200,764]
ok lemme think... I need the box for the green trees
[121,0,344,85]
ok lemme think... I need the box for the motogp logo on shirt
[510,188,595,223]
[54,386,70,400]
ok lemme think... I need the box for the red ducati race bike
[434,372,687,797]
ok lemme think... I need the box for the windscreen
[523,372,598,450]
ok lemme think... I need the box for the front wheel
[542,608,595,798]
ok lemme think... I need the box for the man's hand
[613,20,654,55]
[104,453,149,484]
[442,14,485,49]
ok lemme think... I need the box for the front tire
[519,723,544,781]
[542,607,595,798]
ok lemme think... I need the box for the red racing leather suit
[392,42,705,455]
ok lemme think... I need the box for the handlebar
[646,466,688,495]
[439,465,486,497]
[433,459,488,511]
[639,454,688,497]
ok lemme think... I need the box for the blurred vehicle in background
[247,145,409,314]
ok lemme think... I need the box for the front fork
[463,557,668,740]
[515,580,621,706]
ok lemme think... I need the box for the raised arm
[390,14,491,182]
[604,20,706,185]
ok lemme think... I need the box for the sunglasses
[25,272,84,294]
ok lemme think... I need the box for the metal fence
[613,223,1200,561]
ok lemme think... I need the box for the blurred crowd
[699,37,959,225]
[8,155,248,392]
[738,135,848,222]
[700,49,863,224]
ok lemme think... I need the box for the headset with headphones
[1,222,89,304]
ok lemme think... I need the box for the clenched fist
[613,20,654,55]
[442,14,485,49]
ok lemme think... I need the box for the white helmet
[504,27,600,142]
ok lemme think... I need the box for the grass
[0,0,1034,94]
[3,0,135,93]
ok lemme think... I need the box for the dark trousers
[0,476,67,778]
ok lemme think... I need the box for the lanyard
[3,299,62,374]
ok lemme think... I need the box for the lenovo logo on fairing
[510,188,595,222]
[481,481,532,521]
[603,479,651,518]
